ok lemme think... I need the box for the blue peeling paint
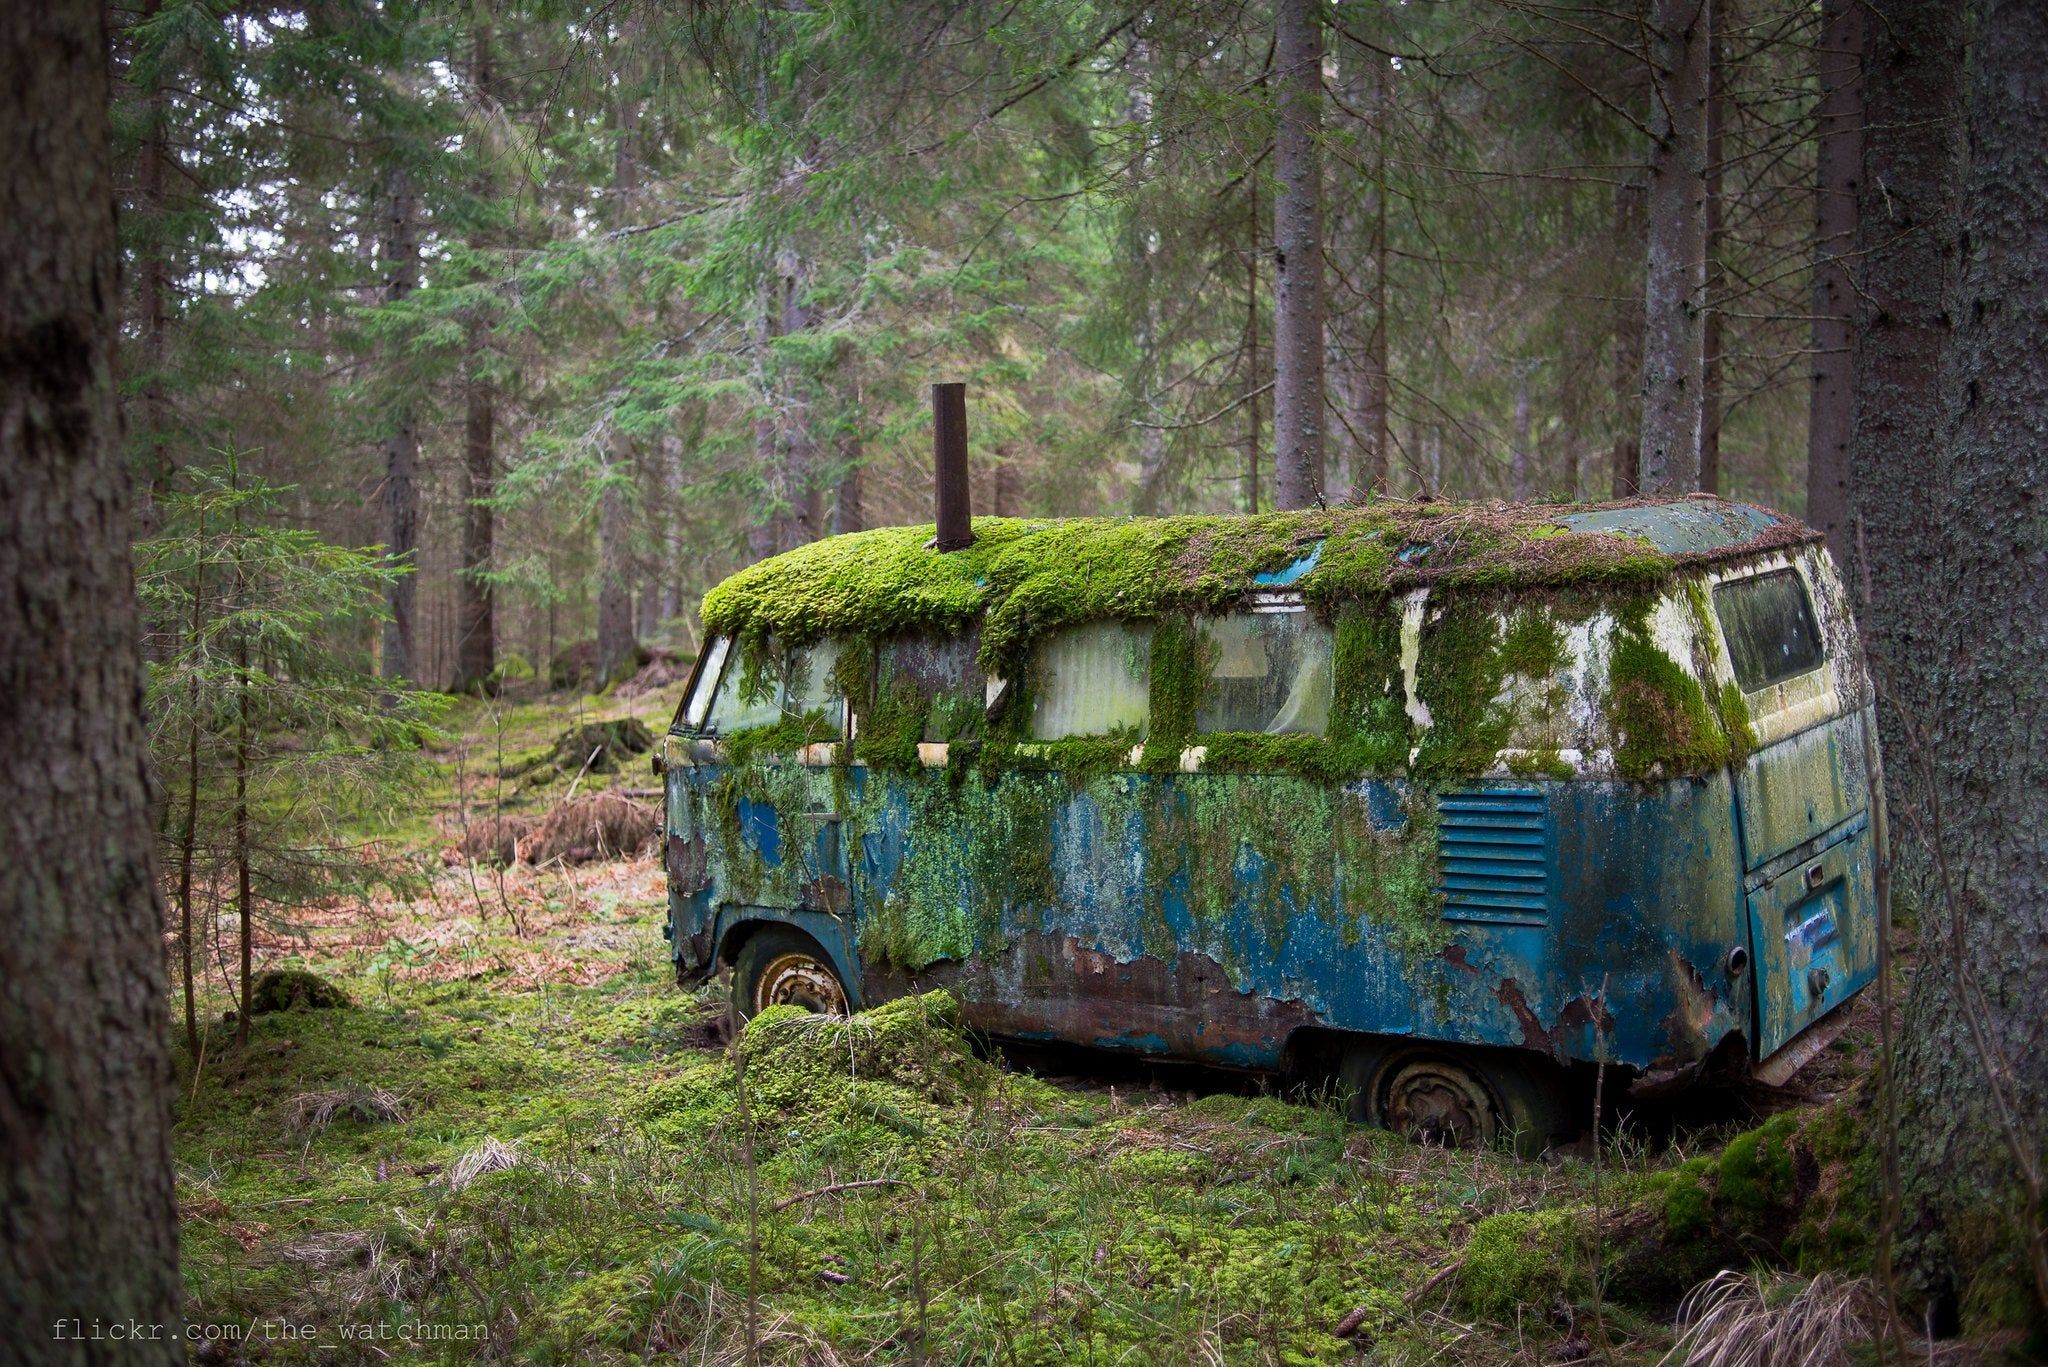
[666,712,1879,1085]
[737,797,781,867]
[1253,540,1323,586]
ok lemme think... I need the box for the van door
[1710,561,1881,1057]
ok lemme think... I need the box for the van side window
[706,638,845,735]
[1029,622,1152,739]
[878,633,985,742]
[1714,571,1824,690]
[1196,611,1333,735]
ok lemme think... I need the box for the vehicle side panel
[668,759,1753,1074]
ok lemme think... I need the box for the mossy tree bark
[1270,0,1325,511]
[1609,175,1646,498]
[1802,0,1863,558]
[1637,0,1708,494]
[452,6,499,695]
[596,69,642,688]
[378,165,420,683]
[1847,0,1962,881]
[0,0,184,1352]
[1887,0,2048,1330]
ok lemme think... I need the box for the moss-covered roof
[700,495,1814,672]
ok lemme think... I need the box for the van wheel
[1341,1043,1575,1156]
[733,927,849,1020]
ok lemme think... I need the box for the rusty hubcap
[1381,1058,1499,1149]
[752,951,848,1016]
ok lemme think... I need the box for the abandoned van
[658,495,1880,1148]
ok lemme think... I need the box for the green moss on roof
[699,500,1726,674]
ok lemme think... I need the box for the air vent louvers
[1437,788,1550,925]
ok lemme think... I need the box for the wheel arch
[714,909,865,1010]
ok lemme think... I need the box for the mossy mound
[699,498,1804,677]
[549,718,654,775]
[1606,1103,1874,1312]
[736,990,993,1114]
[248,970,353,1014]
[1459,1207,1592,1319]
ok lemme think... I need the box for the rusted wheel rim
[1381,1057,1499,1149]
[751,950,848,1016]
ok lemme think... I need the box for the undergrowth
[173,950,1704,1365]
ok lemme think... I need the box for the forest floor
[168,674,1902,1366]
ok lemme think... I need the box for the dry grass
[453,813,535,865]
[1661,1268,1887,1367]
[518,791,659,865]
[447,1136,524,1192]
[283,1086,406,1134]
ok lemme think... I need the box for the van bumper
[1752,994,1861,1087]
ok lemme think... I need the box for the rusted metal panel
[666,755,1767,1076]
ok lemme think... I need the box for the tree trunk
[379,166,419,682]
[452,12,497,694]
[175,503,204,1061]
[1244,172,1262,513]
[1699,8,1727,496]
[778,253,821,548]
[993,449,1021,517]
[595,67,643,684]
[1849,0,1963,898]
[1511,364,1534,501]
[1271,0,1326,510]
[749,271,780,561]
[1886,0,2048,1329]
[1637,0,1708,493]
[1611,177,1647,498]
[231,528,252,1051]
[0,0,183,1347]
[1803,0,1863,548]
[132,0,172,538]
[596,428,637,690]
[1334,35,1390,500]
[660,431,686,621]
[1126,36,1169,515]
[833,397,864,535]
[453,368,495,692]
[1362,119,1390,498]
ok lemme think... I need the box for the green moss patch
[1460,1207,1593,1319]
[1605,600,1733,781]
[738,990,994,1113]
[700,503,1684,678]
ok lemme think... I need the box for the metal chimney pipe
[932,381,975,551]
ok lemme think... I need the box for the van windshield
[1196,611,1332,735]
[1715,570,1824,690]
[705,638,844,735]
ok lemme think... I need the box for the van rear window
[1714,571,1824,691]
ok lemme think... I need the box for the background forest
[6,0,2046,1361]
[114,0,1837,694]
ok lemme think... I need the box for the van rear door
[1710,561,1881,1058]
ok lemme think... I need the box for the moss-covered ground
[173,680,1908,1365]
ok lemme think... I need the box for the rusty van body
[657,496,1881,1147]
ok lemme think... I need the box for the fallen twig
[770,1178,911,1213]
